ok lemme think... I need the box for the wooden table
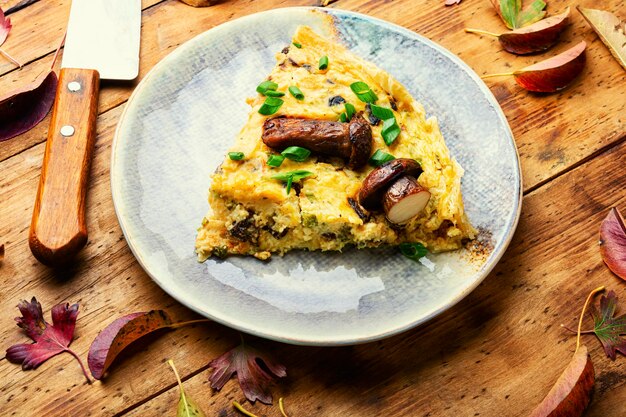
[1,0,625,415]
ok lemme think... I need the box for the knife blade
[29,0,141,266]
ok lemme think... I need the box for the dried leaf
[0,243,4,263]
[444,0,462,6]
[589,290,626,360]
[168,359,206,417]
[500,8,569,54]
[491,0,546,29]
[177,0,218,6]
[484,41,586,92]
[209,341,286,404]
[87,310,173,379]
[0,71,58,142]
[578,7,626,72]
[0,6,11,45]
[5,297,90,383]
[600,207,626,280]
[528,345,594,417]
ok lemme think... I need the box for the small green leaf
[499,0,520,29]
[168,360,206,417]
[256,80,278,95]
[292,42,302,48]
[399,242,428,261]
[288,86,304,100]
[319,55,329,70]
[228,152,244,161]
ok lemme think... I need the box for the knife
[29,0,141,266]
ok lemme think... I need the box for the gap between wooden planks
[0,0,624,189]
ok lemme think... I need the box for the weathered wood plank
[334,0,626,191]
[125,142,626,417]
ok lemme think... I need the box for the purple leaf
[209,341,286,404]
[600,207,626,280]
[0,71,57,142]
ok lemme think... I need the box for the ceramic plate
[111,7,521,346]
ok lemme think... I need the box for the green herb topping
[399,242,428,261]
[293,42,302,48]
[350,81,378,103]
[289,86,305,100]
[281,146,311,162]
[258,97,284,116]
[368,149,395,167]
[271,170,314,195]
[267,154,285,167]
[264,90,285,98]
[319,55,329,70]
[339,103,356,123]
[228,152,245,161]
[256,80,278,95]
[369,104,400,145]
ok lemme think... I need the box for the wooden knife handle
[29,68,100,266]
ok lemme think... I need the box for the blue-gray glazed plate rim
[111,7,522,346]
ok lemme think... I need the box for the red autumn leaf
[88,310,173,379]
[0,71,58,142]
[600,207,626,280]
[0,243,4,263]
[209,341,287,405]
[0,6,11,45]
[528,345,594,417]
[5,297,90,383]
[589,290,626,360]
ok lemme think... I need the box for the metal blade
[62,0,141,80]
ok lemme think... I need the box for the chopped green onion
[293,42,302,48]
[258,97,284,116]
[319,55,329,70]
[281,146,311,162]
[228,152,244,161]
[289,86,305,100]
[267,154,285,167]
[256,80,278,95]
[368,149,395,167]
[264,90,285,97]
[382,117,401,145]
[369,104,394,120]
[271,170,314,195]
[339,102,356,122]
[399,242,428,261]
[350,81,378,103]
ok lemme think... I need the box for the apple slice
[466,8,570,55]
[483,41,586,93]
[383,176,431,225]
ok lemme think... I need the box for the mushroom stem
[262,114,372,168]
[384,176,430,224]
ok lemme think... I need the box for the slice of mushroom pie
[195,26,475,261]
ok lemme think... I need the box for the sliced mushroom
[358,158,422,210]
[384,176,431,224]
[262,114,372,169]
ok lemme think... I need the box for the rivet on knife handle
[29,68,100,266]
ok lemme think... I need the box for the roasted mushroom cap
[261,114,372,169]
[358,158,423,210]
[383,176,431,224]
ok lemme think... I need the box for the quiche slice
[196,26,475,261]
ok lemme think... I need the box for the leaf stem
[0,47,22,68]
[560,324,594,335]
[167,318,212,330]
[576,286,605,352]
[167,359,185,395]
[279,397,290,417]
[481,72,516,79]
[465,28,501,38]
[233,401,260,417]
[66,348,92,384]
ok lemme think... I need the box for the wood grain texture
[0,0,625,416]
[29,68,100,266]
